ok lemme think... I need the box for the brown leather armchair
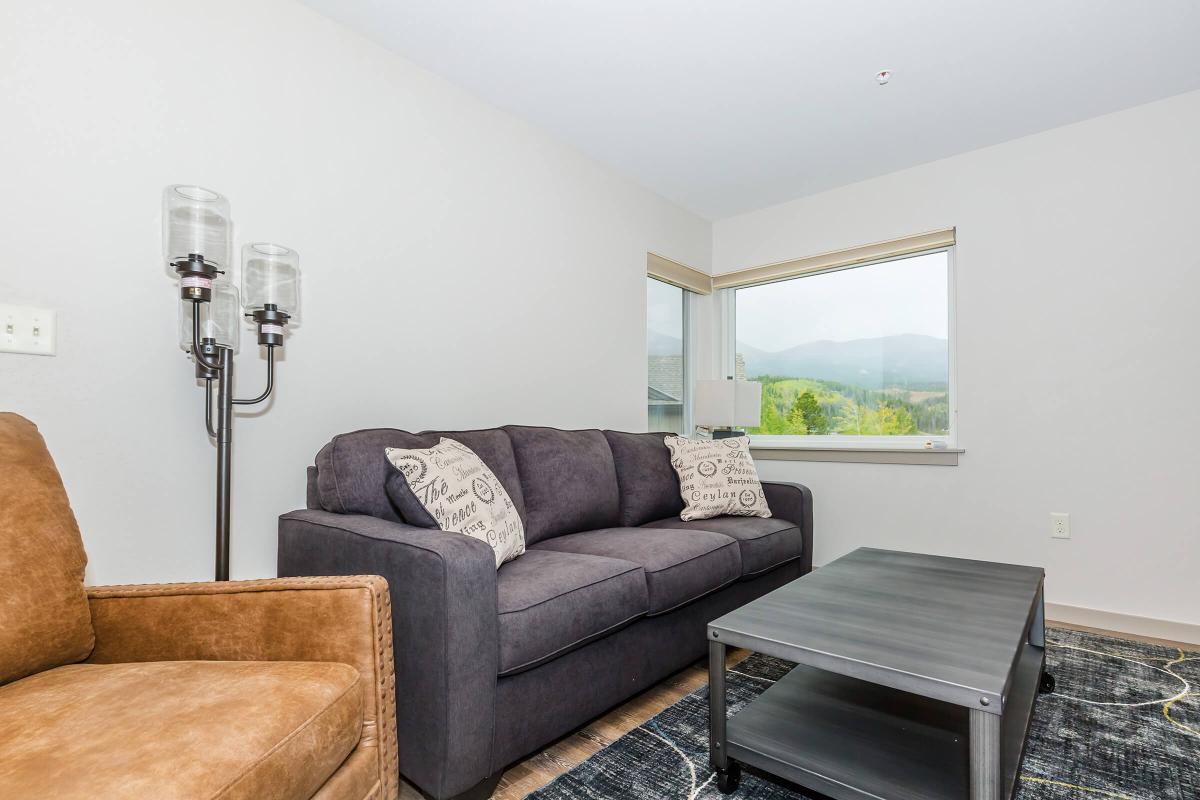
[0,413,398,800]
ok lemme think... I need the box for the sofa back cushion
[314,428,526,526]
[503,426,620,544]
[602,431,685,527]
[0,413,95,685]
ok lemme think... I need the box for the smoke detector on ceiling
[876,70,892,85]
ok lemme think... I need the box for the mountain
[648,330,683,356]
[738,334,947,388]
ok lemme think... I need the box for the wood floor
[397,621,1197,800]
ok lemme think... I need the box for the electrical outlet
[0,304,56,356]
[1050,512,1070,540]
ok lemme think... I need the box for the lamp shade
[241,243,300,323]
[162,185,232,274]
[179,283,240,353]
[694,379,762,428]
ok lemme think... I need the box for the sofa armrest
[277,509,500,800]
[762,481,814,574]
[86,575,398,800]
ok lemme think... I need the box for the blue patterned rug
[527,628,1198,799]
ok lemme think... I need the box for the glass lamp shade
[241,243,300,323]
[179,283,241,353]
[162,185,232,275]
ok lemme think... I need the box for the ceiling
[300,0,1200,220]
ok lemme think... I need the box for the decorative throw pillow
[663,436,772,521]
[384,438,525,568]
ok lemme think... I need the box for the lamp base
[712,428,746,440]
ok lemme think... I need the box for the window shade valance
[647,252,713,295]
[711,228,955,291]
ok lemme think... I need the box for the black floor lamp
[163,185,301,580]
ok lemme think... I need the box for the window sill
[750,445,963,466]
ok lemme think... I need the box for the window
[730,248,953,446]
[647,277,689,435]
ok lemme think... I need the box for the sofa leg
[436,772,503,800]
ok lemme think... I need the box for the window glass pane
[648,277,686,435]
[735,251,949,438]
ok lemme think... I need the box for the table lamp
[694,378,762,438]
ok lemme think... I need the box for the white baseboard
[1046,603,1200,646]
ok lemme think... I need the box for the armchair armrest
[762,481,814,574]
[278,509,500,800]
[86,575,397,800]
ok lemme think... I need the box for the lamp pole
[188,298,281,580]
[213,346,234,581]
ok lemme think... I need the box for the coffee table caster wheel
[715,761,741,794]
[1040,670,1056,694]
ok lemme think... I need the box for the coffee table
[708,548,1052,800]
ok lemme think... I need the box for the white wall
[3,1,1193,628]
[0,0,710,584]
[712,90,1200,626]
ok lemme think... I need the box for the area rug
[526,628,1198,799]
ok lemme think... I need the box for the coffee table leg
[708,639,727,771]
[969,708,1002,800]
[1029,583,1045,648]
[709,639,741,794]
[1030,582,1056,692]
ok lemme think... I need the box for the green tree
[875,403,918,435]
[783,398,809,435]
[791,390,830,434]
[757,394,785,434]
[836,399,867,435]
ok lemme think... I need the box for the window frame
[723,245,959,453]
[682,290,694,434]
[646,275,694,436]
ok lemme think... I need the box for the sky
[735,252,948,352]
[647,276,684,339]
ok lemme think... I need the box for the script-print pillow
[385,438,525,568]
[663,436,772,522]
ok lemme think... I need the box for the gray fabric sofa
[277,425,813,800]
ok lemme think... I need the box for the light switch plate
[0,304,57,356]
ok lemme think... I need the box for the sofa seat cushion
[0,660,363,800]
[496,550,647,676]
[532,528,741,615]
[643,515,804,578]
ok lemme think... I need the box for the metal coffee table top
[708,548,1044,710]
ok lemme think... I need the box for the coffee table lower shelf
[724,663,997,800]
